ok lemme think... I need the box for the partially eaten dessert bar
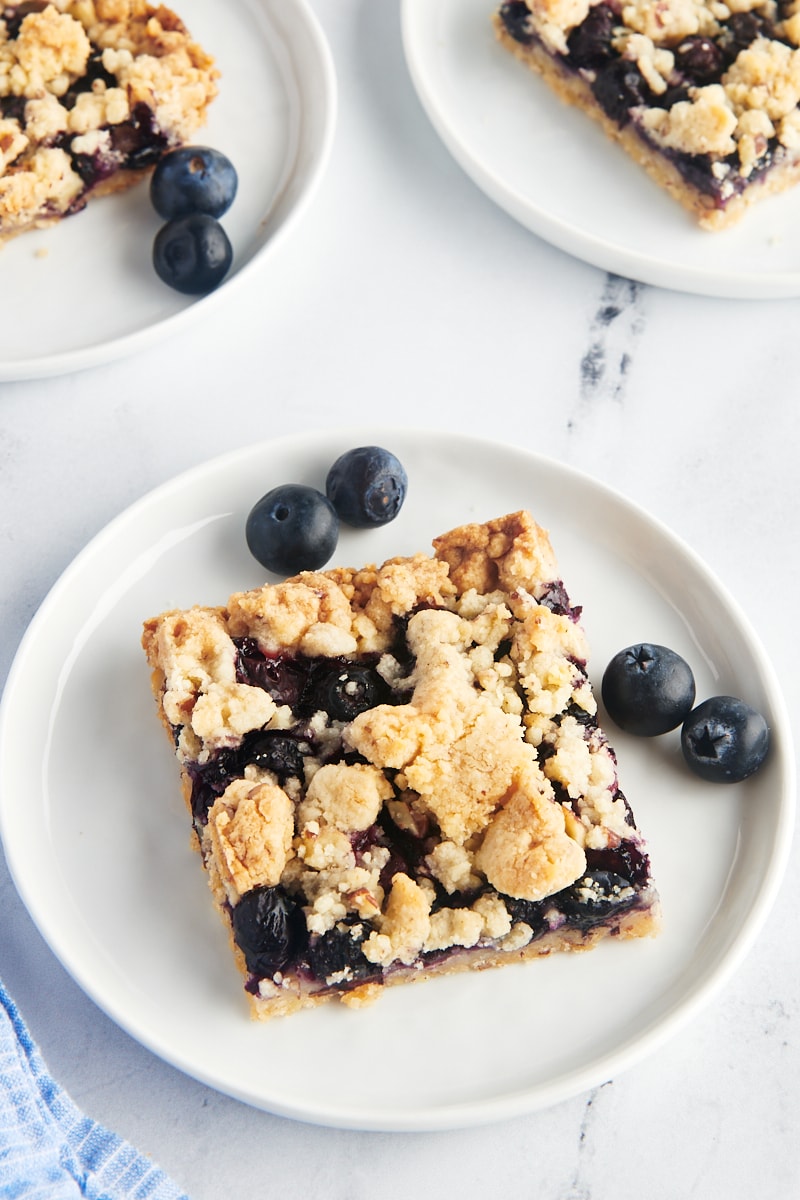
[142,511,660,1020]
[494,0,800,229]
[0,0,217,243]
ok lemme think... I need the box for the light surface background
[0,1,798,1197]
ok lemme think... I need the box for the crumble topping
[297,762,394,833]
[640,83,737,154]
[10,7,91,93]
[621,0,704,43]
[208,779,294,903]
[362,873,432,966]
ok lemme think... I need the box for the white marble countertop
[1,2,798,1197]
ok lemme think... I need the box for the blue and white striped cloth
[0,978,189,1200]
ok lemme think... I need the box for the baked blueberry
[152,213,233,295]
[325,446,408,528]
[232,886,307,977]
[498,1,535,44]
[557,871,637,929]
[673,35,725,84]
[591,60,650,125]
[681,696,769,783]
[312,663,385,721]
[240,732,306,781]
[246,483,339,575]
[602,644,695,736]
[567,5,616,69]
[150,145,238,219]
[306,919,381,984]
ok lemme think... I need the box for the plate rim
[0,0,338,383]
[0,428,795,1130]
[400,0,800,300]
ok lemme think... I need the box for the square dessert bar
[494,0,800,229]
[142,511,660,1020]
[0,0,218,243]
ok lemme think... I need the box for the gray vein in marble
[558,1083,612,1199]
[574,275,646,417]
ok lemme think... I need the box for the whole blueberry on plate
[681,696,769,783]
[246,483,339,576]
[325,446,408,527]
[152,213,233,295]
[602,643,695,736]
[150,146,238,219]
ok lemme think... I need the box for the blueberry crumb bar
[0,0,218,243]
[494,0,800,228]
[142,512,660,1020]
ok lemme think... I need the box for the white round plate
[0,0,336,381]
[0,430,794,1130]
[402,0,800,299]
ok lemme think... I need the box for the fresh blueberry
[681,696,769,783]
[152,213,232,295]
[602,644,695,736]
[232,886,307,977]
[150,145,238,219]
[246,483,339,575]
[325,446,407,528]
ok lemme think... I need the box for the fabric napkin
[0,977,189,1200]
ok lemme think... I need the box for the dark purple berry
[602,644,696,736]
[538,580,582,621]
[108,103,167,170]
[673,35,725,84]
[557,871,637,929]
[240,732,306,781]
[232,886,307,977]
[306,919,381,984]
[503,896,551,940]
[721,12,775,59]
[150,145,238,220]
[61,52,118,110]
[188,747,239,824]
[585,840,650,887]
[246,483,339,576]
[681,696,769,783]
[235,644,309,708]
[152,213,232,295]
[312,664,384,721]
[325,446,407,528]
[592,60,650,125]
[567,5,616,69]
[498,1,534,44]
